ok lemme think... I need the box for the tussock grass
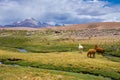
[0,64,110,80]
[0,50,120,79]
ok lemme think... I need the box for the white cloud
[100,13,120,22]
[0,0,120,25]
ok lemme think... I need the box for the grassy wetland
[0,28,120,80]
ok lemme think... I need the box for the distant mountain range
[2,18,64,28]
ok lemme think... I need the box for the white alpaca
[78,44,83,53]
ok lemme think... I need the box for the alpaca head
[94,45,104,54]
[95,45,98,50]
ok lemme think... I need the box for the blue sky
[0,0,120,25]
[108,0,120,4]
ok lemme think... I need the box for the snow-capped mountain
[4,18,62,28]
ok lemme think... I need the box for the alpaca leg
[79,49,83,53]
[91,53,95,58]
[87,53,89,57]
[91,53,94,58]
[91,54,93,58]
[90,54,92,58]
[81,49,83,53]
[93,53,95,58]
[79,50,81,53]
[101,52,104,56]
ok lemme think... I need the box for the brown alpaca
[95,45,104,55]
[87,49,96,58]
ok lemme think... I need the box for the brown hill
[47,22,120,31]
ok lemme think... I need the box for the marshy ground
[0,28,120,80]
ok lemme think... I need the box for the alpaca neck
[95,45,98,50]
[79,44,83,48]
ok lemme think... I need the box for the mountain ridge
[3,18,64,28]
[1,22,120,31]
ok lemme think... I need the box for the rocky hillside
[48,22,120,30]
[1,22,120,38]
[43,22,119,38]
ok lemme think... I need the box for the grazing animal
[95,45,104,55]
[87,49,96,58]
[78,44,83,53]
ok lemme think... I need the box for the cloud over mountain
[0,0,120,25]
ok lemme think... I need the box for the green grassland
[0,29,120,80]
[0,64,110,80]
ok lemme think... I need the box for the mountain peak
[4,18,39,27]
[24,17,36,21]
[4,18,64,28]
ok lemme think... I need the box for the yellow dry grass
[0,50,119,73]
